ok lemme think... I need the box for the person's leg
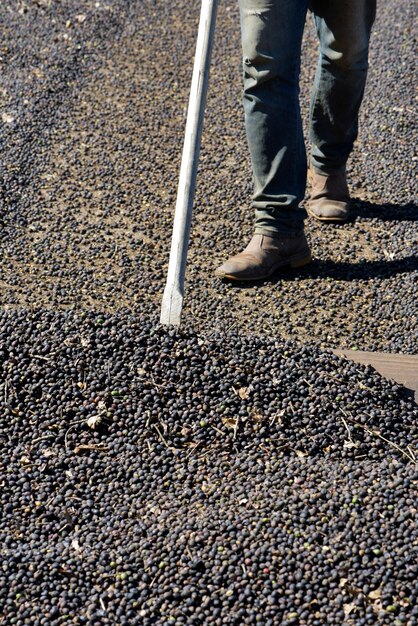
[215,0,312,281]
[309,0,376,174]
[240,0,310,236]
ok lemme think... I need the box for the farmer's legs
[215,0,312,280]
[309,0,376,174]
[239,0,310,235]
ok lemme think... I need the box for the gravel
[0,1,416,624]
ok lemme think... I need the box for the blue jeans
[239,0,376,235]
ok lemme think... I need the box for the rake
[160,0,219,327]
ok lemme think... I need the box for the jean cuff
[309,159,347,176]
[254,227,304,238]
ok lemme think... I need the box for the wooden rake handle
[160,0,219,327]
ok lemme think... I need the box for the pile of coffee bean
[1,310,416,625]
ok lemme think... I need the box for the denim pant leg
[239,0,309,236]
[309,0,377,174]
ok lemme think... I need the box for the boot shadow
[352,199,417,222]
[294,255,417,282]
[222,254,417,287]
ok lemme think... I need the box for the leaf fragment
[368,588,382,600]
[2,112,14,124]
[343,602,356,616]
[86,415,102,429]
[238,387,249,400]
[221,417,239,430]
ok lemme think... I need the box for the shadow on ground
[222,254,417,288]
[353,200,418,222]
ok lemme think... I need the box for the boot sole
[219,253,312,282]
[307,207,349,223]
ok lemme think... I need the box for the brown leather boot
[215,232,311,281]
[307,168,351,222]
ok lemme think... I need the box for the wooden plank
[333,350,418,401]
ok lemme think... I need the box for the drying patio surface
[0,1,416,625]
